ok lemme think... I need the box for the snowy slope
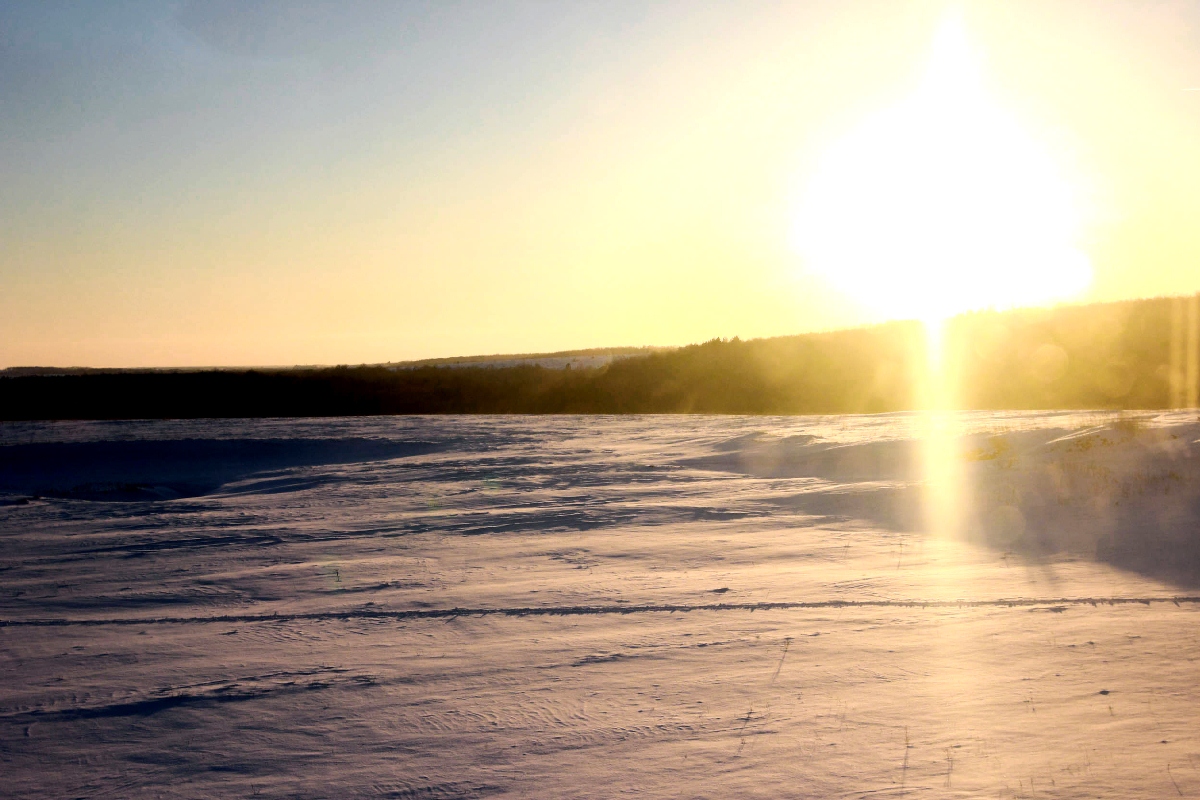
[1,412,1198,798]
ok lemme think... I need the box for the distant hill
[1,295,1196,420]
[382,346,669,371]
[0,347,669,378]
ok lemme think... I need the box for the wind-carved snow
[1,412,1198,798]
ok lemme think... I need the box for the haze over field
[3,1,1200,366]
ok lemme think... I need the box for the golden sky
[2,1,1199,367]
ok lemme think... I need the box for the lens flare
[792,15,1092,324]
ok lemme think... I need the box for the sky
[2,0,1200,367]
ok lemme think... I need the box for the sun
[792,15,1092,323]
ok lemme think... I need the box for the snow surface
[2,412,1199,798]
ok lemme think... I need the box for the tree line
[1,296,1194,420]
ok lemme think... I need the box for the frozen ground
[1,412,1199,798]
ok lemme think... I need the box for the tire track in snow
[2,595,1198,627]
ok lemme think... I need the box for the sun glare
[792,16,1092,323]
